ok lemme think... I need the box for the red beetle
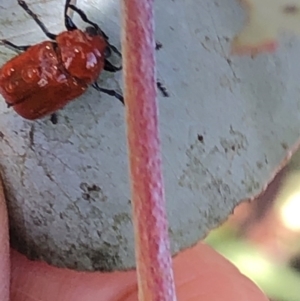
[0,0,123,122]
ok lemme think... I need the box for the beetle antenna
[18,0,57,40]
[67,4,102,33]
[64,0,77,30]
[66,3,122,58]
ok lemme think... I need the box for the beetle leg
[107,43,122,58]
[91,82,124,105]
[50,113,58,125]
[17,0,57,40]
[104,59,122,72]
[0,39,31,52]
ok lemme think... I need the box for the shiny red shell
[0,29,107,120]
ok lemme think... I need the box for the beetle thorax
[56,29,107,84]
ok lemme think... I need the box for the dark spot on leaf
[281,142,288,150]
[157,81,169,97]
[283,4,299,14]
[256,162,263,169]
[155,41,163,50]
[197,134,204,143]
[82,193,91,200]
[29,126,34,147]
[87,184,100,192]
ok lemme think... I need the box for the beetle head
[85,26,99,37]
[85,26,111,58]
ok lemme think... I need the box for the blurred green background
[205,150,300,301]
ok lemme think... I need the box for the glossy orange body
[0,29,107,120]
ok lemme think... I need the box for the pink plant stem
[0,180,9,301]
[121,1,177,300]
